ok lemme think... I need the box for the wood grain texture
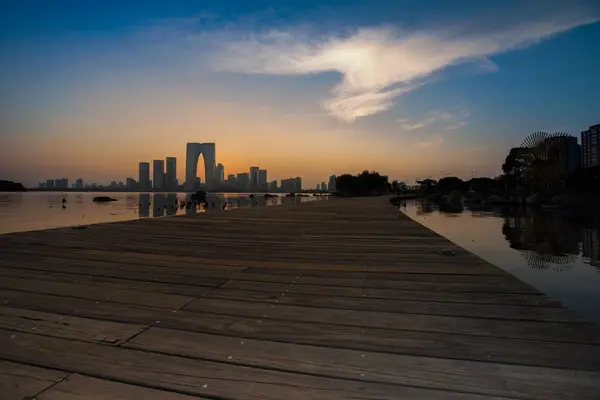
[0,360,68,400]
[37,374,198,400]
[1,196,599,399]
[126,327,600,400]
[0,330,506,400]
[1,289,599,370]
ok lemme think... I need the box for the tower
[138,162,150,191]
[258,169,267,190]
[185,143,216,190]
[249,166,259,190]
[215,163,225,186]
[153,160,165,191]
[166,157,177,190]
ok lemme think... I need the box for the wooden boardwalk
[0,196,599,399]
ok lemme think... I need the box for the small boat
[93,196,118,202]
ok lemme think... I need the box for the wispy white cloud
[398,110,455,131]
[398,107,470,132]
[205,11,597,122]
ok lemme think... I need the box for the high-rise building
[55,178,68,189]
[281,177,302,192]
[126,178,137,190]
[139,162,150,191]
[258,169,267,190]
[328,175,337,192]
[46,179,54,189]
[215,163,225,186]
[582,124,600,168]
[547,135,581,173]
[165,157,177,190]
[269,180,278,191]
[227,174,236,185]
[294,177,302,192]
[582,228,600,267]
[249,167,260,190]
[321,182,327,191]
[237,173,250,191]
[153,160,165,191]
[75,178,84,189]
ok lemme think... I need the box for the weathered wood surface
[0,196,599,400]
[0,360,68,399]
[37,374,198,400]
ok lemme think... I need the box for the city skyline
[36,140,324,192]
[2,1,600,187]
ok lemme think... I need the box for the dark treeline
[416,170,600,197]
[335,171,390,196]
[0,180,26,192]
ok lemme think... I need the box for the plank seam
[26,371,75,399]
[2,298,597,349]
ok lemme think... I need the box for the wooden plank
[1,290,598,370]
[0,276,194,309]
[244,266,517,282]
[0,360,68,400]
[127,327,600,400]
[183,297,600,344]
[0,264,229,296]
[185,286,585,323]
[0,249,249,272]
[0,306,146,344]
[0,265,557,309]
[0,260,532,295]
[221,280,559,306]
[0,329,504,400]
[292,275,538,294]
[37,374,198,400]
[0,264,580,322]
[0,246,503,274]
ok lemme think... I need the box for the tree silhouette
[335,171,389,196]
[436,177,464,193]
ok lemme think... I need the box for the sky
[1,0,600,187]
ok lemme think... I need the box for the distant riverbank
[26,188,330,194]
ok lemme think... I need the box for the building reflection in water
[152,193,166,218]
[501,208,581,270]
[582,228,600,270]
[166,193,177,216]
[184,193,197,215]
[139,194,150,218]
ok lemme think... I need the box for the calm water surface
[402,199,600,324]
[0,192,322,235]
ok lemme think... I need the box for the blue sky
[1,0,599,186]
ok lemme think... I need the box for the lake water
[402,199,600,324]
[0,192,323,235]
